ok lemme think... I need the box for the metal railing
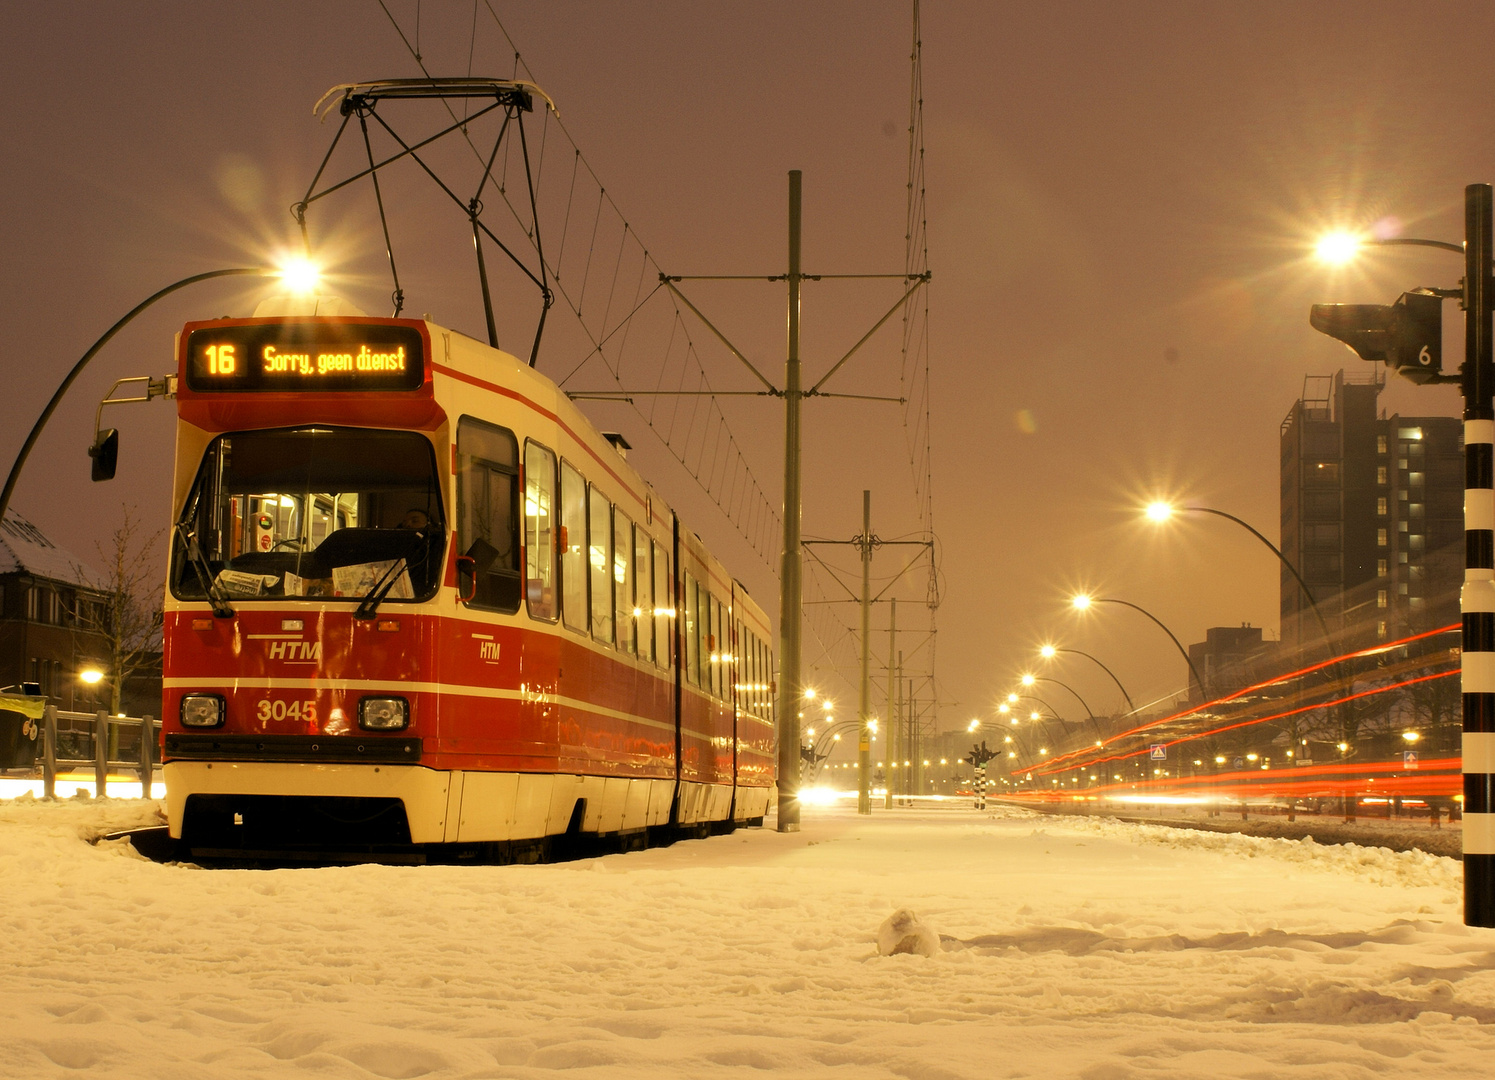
[40,705,160,798]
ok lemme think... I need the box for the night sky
[3,2,1491,740]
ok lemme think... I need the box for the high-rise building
[1279,370,1461,655]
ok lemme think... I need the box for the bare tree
[71,505,163,715]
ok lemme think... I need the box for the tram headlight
[180,694,225,728]
[359,696,409,731]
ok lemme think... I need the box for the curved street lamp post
[1040,644,1136,715]
[1071,594,1208,705]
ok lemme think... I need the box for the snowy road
[3,797,1495,1079]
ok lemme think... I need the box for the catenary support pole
[1463,182,1495,927]
[885,598,897,809]
[776,171,804,832]
[858,490,872,814]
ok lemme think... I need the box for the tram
[159,301,775,857]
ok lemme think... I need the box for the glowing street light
[277,255,322,295]
[1315,232,1363,265]
[78,668,105,686]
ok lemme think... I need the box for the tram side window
[456,418,520,613]
[735,619,746,704]
[635,530,653,664]
[524,442,558,622]
[559,461,587,633]
[761,640,770,716]
[737,628,749,707]
[711,598,724,699]
[701,592,715,699]
[683,572,698,686]
[614,511,634,655]
[589,486,614,644]
[653,542,671,669]
[756,636,766,715]
[749,634,760,713]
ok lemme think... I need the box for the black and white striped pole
[1311,182,1495,926]
[1461,183,1495,927]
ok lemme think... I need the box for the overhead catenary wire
[370,0,783,567]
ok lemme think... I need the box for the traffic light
[1309,290,1446,384]
[88,428,118,482]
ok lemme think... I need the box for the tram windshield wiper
[174,522,235,619]
[352,555,411,620]
[352,527,436,620]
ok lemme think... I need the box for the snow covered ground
[3,796,1495,1079]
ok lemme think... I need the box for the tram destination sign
[184,322,425,392]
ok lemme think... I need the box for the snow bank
[1,798,1493,1079]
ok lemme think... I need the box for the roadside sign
[1149,744,1166,760]
[1234,757,1244,769]
[1403,750,1419,770]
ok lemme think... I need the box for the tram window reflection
[559,461,588,633]
[614,511,634,655]
[635,527,653,664]
[683,573,699,686]
[456,417,520,613]
[653,542,671,669]
[589,486,614,644]
[524,442,558,622]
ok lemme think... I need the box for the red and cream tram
[160,310,775,857]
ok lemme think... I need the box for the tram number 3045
[256,698,317,723]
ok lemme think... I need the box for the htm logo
[268,640,321,661]
[479,641,501,661]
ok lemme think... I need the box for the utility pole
[652,171,929,835]
[776,171,805,832]
[858,490,872,815]
[885,598,897,810]
[803,502,934,814]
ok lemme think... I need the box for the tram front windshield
[172,427,444,603]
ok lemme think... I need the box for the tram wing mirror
[88,429,119,482]
[456,538,499,603]
[464,538,499,575]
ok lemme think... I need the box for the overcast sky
[3,2,1491,732]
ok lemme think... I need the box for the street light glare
[1144,501,1174,522]
[79,669,104,685]
[1071,594,1092,611]
[1020,673,1035,686]
[277,256,322,295]
[1315,232,1363,265]
[1039,644,1056,658]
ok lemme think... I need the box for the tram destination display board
[185,322,425,392]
